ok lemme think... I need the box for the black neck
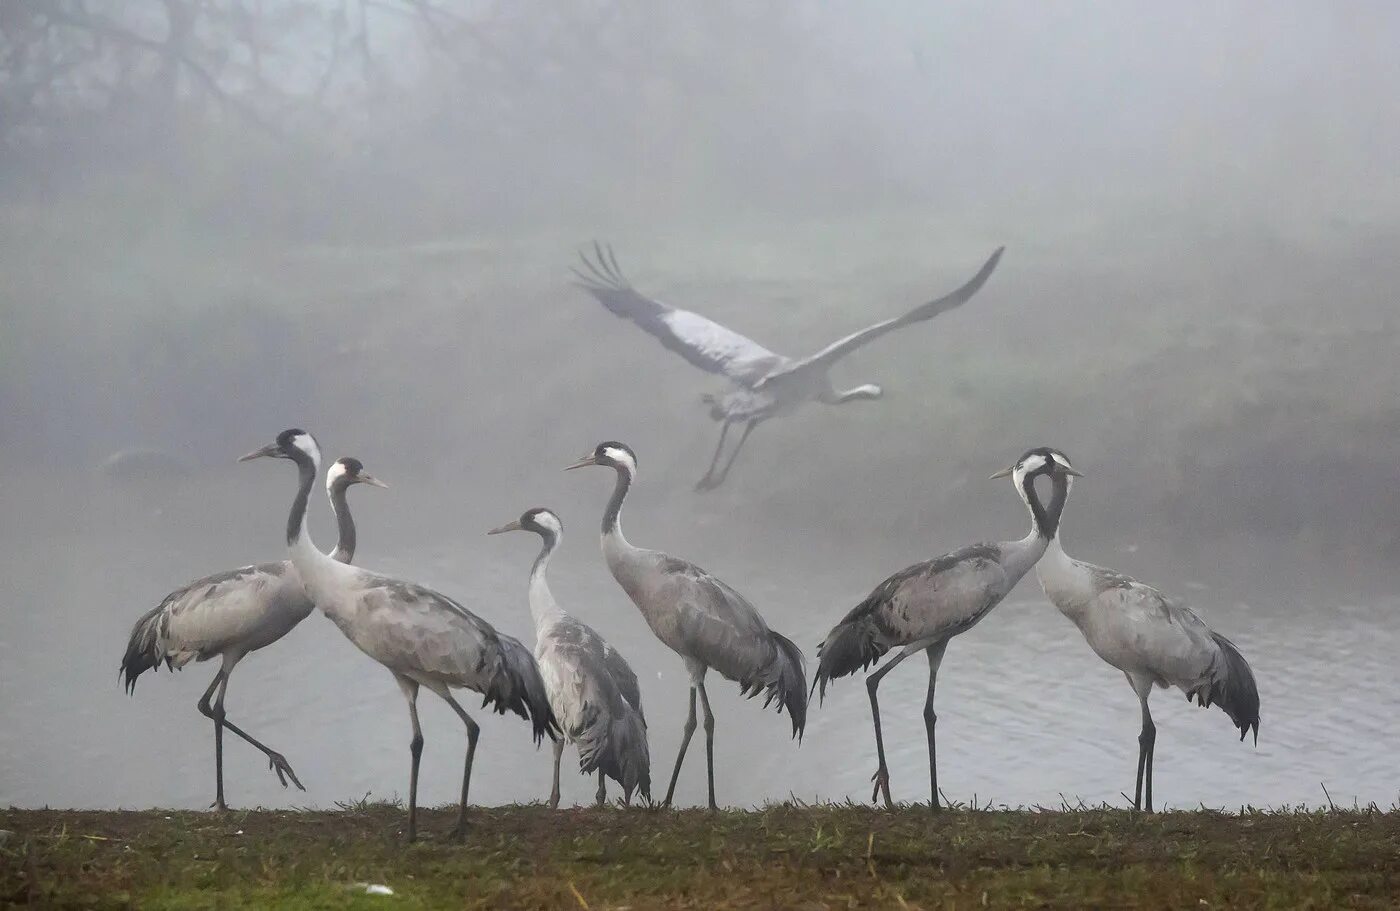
[329,479,356,563]
[531,529,559,578]
[1022,471,1069,539]
[287,452,316,546]
[603,467,631,536]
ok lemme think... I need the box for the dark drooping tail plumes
[1187,632,1261,744]
[575,702,652,803]
[812,603,890,703]
[740,630,808,740]
[119,603,170,694]
[486,635,560,743]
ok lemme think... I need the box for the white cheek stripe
[604,447,636,473]
[292,433,321,465]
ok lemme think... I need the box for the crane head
[327,456,388,492]
[487,507,562,539]
[239,428,320,466]
[565,441,638,474]
[989,447,1082,485]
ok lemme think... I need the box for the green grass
[4,803,1400,909]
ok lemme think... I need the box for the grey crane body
[1034,463,1259,812]
[242,429,554,843]
[814,447,1076,810]
[119,456,383,810]
[569,442,806,809]
[490,508,650,807]
[574,244,1005,489]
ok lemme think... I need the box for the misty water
[2,462,1397,813]
[4,3,1400,816]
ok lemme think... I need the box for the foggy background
[2,2,1399,812]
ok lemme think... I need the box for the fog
[3,2,1399,813]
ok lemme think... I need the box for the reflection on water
[2,471,1396,812]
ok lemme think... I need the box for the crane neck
[528,528,564,629]
[287,453,317,549]
[327,479,356,564]
[602,465,633,544]
[1021,471,1069,541]
[286,451,333,578]
[529,527,559,581]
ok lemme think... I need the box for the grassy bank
[3,804,1399,909]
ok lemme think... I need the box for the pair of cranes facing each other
[814,447,1259,812]
[123,434,1259,833]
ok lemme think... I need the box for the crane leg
[434,687,481,842]
[196,660,305,805]
[662,688,698,807]
[697,679,718,811]
[596,771,607,808]
[394,675,424,842]
[196,670,230,812]
[1130,675,1156,812]
[549,736,565,809]
[923,640,949,812]
[865,642,927,809]
[694,421,733,490]
[699,420,758,491]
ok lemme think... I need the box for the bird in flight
[573,243,1004,490]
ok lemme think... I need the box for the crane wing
[573,243,786,387]
[1089,573,1224,687]
[760,246,1004,385]
[601,642,644,721]
[353,575,506,682]
[855,544,1010,643]
[158,563,302,657]
[648,556,781,683]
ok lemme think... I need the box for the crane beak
[564,455,598,471]
[238,443,281,463]
[1063,466,1084,478]
[359,473,389,489]
[487,519,522,535]
[988,465,1015,479]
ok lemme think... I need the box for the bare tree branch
[38,3,284,139]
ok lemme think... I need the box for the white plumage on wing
[573,243,1004,489]
[120,455,385,810]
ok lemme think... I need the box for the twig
[40,4,282,137]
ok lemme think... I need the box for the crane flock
[121,245,1260,840]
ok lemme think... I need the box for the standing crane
[573,244,1004,489]
[1031,449,1259,811]
[567,441,806,809]
[813,447,1075,810]
[120,456,386,810]
[240,429,555,842]
[489,507,650,807]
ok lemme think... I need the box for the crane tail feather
[812,611,887,704]
[1197,632,1260,745]
[119,603,168,695]
[489,636,560,744]
[586,707,652,803]
[744,635,812,738]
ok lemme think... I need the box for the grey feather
[573,246,787,387]
[813,544,1004,700]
